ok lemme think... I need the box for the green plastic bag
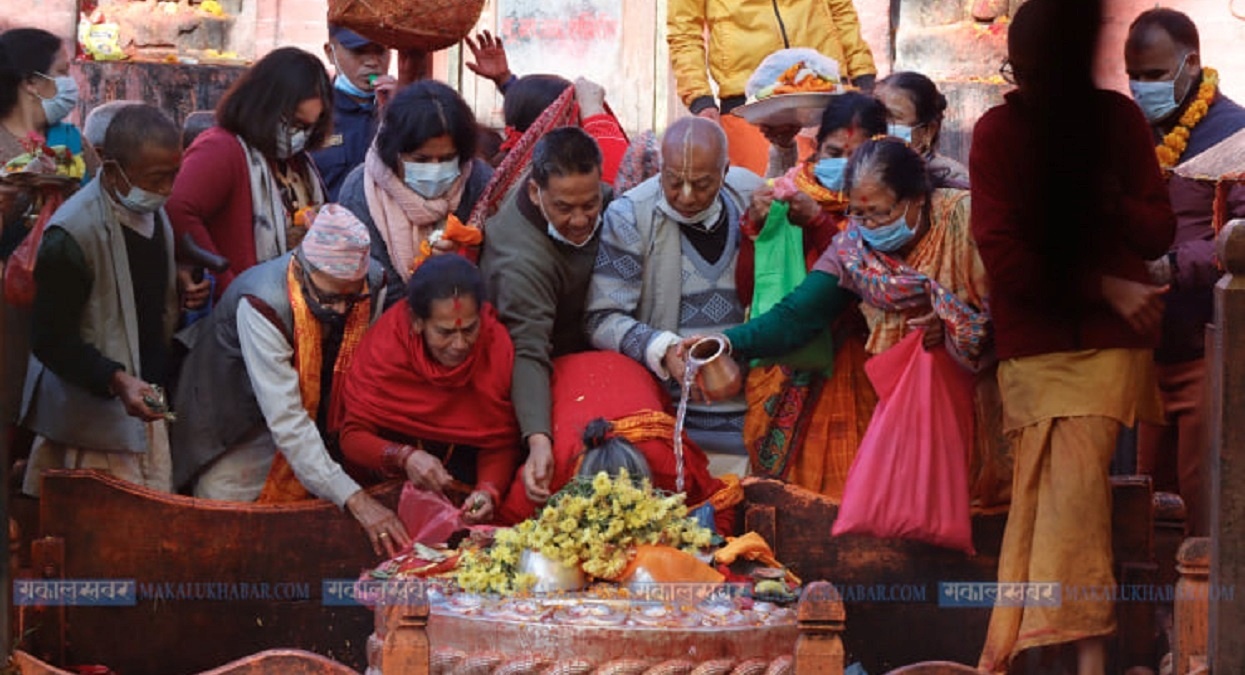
[750,200,836,374]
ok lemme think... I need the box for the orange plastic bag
[4,189,64,308]
[397,483,466,546]
[831,331,975,553]
[616,545,724,584]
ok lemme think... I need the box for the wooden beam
[1210,218,1245,672]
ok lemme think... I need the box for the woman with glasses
[338,81,493,305]
[710,137,1010,509]
[166,47,333,296]
[339,254,521,527]
[874,71,970,189]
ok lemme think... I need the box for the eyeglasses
[847,201,907,228]
[999,60,1016,85]
[299,263,370,308]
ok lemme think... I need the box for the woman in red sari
[339,254,521,524]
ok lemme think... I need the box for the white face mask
[656,193,723,230]
[536,187,600,248]
[403,159,461,198]
[111,163,168,214]
[36,73,79,126]
[275,123,309,159]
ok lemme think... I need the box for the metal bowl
[518,550,587,594]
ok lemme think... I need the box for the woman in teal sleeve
[709,137,1012,510]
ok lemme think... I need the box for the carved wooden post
[1210,219,1245,673]
[381,586,431,675]
[1174,537,1211,675]
[794,581,845,675]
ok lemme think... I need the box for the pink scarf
[362,146,473,282]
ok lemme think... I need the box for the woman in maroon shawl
[339,255,521,524]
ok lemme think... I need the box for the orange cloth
[745,330,877,501]
[714,532,800,586]
[720,115,771,177]
[617,545,725,584]
[978,349,1161,672]
[256,261,370,503]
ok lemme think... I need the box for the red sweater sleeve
[165,127,254,293]
[968,106,1110,305]
[338,417,391,473]
[475,444,520,506]
[582,113,628,186]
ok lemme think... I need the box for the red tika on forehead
[452,294,463,327]
[860,194,870,204]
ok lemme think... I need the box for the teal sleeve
[725,271,846,360]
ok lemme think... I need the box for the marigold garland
[1156,67,1218,170]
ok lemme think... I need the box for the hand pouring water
[672,336,742,492]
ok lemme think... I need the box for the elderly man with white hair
[172,204,409,556]
[585,117,763,477]
[82,100,143,157]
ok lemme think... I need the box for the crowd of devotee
[0,0,1239,671]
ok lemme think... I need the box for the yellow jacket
[667,0,877,108]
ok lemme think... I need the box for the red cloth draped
[340,302,520,494]
[497,351,734,532]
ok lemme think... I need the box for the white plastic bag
[745,48,842,100]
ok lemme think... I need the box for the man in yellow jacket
[668,0,877,175]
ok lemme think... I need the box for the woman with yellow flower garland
[1123,7,1245,538]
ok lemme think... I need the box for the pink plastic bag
[397,483,467,545]
[831,330,976,553]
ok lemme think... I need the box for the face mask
[855,209,916,252]
[112,163,168,214]
[1129,54,1190,123]
[537,187,600,248]
[331,47,375,100]
[813,157,847,191]
[888,123,914,144]
[276,123,309,159]
[36,74,79,126]
[656,194,723,230]
[404,160,461,198]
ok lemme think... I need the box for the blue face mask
[888,123,914,144]
[855,211,916,252]
[334,74,372,100]
[403,160,461,198]
[112,163,168,214]
[36,73,78,126]
[1129,54,1189,123]
[813,157,847,191]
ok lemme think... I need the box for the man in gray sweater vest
[585,117,764,477]
[21,105,181,497]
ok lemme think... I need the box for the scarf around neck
[256,258,372,503]
[362,145,473,282]
[342,301,519,454]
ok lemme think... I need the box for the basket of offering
[327,0,485,52]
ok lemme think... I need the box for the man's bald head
[658,117,731,220]
[661,117,729,173]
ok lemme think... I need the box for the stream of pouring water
[671,357,697,493]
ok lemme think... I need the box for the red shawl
[342,301,519,454]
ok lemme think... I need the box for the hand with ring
[345,490,411,557]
